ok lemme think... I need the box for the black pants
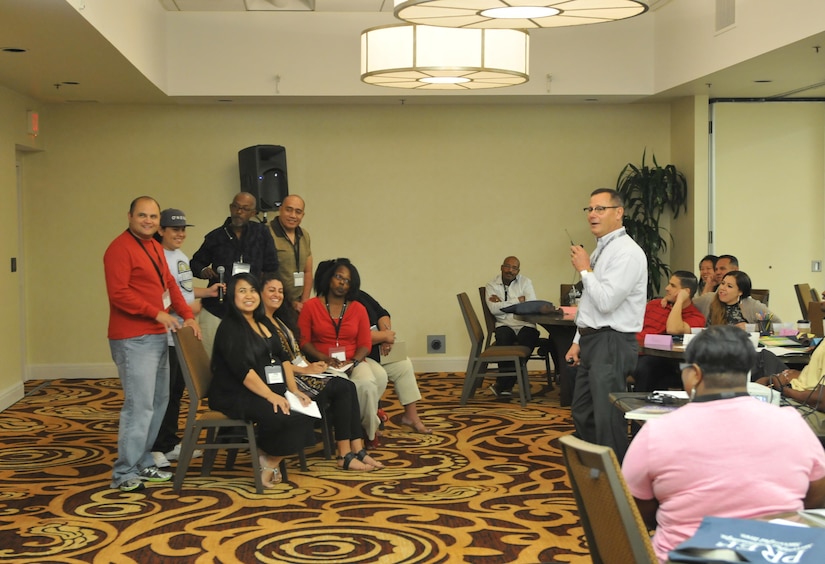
[494,325,540,390]
[571,330,638,463]
[152,345,183,454]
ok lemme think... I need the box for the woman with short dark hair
[697,254,718,296]
[623,325,825,562]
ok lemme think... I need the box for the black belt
[578,326,614,337]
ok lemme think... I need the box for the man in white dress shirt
[565,188,647,461]
[484,256,540,397]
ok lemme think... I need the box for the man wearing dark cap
[150,208,222,469]
[190,192,279,354]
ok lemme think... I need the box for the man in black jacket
[191,192,279,353]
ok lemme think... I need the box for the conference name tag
[264,365,283,385]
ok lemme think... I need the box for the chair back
[796,283,816,321]
[478,286,497,348]
[750,288,770,306]
[172,326,213,403]
[457,292,485,358]
[559,435,657,564]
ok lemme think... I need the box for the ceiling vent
[715,0,735,32]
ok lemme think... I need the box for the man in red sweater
[104,196,201,493]
[633,271,706,392]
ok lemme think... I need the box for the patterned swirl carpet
[0,373,590,563]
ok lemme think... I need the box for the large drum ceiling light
[360,24,529,90]
[394,0,649,29]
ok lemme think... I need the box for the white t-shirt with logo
[164,248,195,346]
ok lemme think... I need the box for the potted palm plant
[616,151,688,297]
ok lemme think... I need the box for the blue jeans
[109,333,170,487]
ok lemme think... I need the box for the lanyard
[128,230,166,289]
[273,317,300,357]
[590,230,626,270]
[255,321,277,364]
[290,231,301,271]
[325,300,349,346]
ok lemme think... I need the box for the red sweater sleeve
[104,231,190,339]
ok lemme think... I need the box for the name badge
[294,271,305,288]
[232,262,251,276]
[329,346,346,362]
[264,365,284,385]
[162,289,171,309]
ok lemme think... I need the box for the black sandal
[337,452,373,471]
[355,449,384,469]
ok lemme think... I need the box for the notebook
[379,341,407,365]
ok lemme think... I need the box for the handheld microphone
[217,266,225,303]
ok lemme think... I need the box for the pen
[565,228,583,247]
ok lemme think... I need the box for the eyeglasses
[501,264,520,271]
[582,206,620,214]
[680,363,701,373]
[333,273,351,285]
[230,203,256,213]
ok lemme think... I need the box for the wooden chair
[750,288,770,306]
[795,283,818,321]
[559,435,657,564]
[172,325,286,494]
[808,301,825,337]
[457,292,532,407]
[477,287,555,382]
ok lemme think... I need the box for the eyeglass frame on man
[500,264,520,271]
[582,205,621,214]
[230,203,257,214]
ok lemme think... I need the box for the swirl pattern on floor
[0,374,590,563]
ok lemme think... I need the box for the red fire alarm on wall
[27,110,39,137]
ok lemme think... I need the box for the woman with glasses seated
[208,272,316,488]
[622,325,825,563]
[705,270,780,328]
[315,259,432,437]
[260,272,382,471]
[298,259,386,449]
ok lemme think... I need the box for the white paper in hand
[285,390,322,419]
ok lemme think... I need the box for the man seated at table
[484,256,539,398]
[633,271,706,392]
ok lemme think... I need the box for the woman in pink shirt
[622,325,825,563]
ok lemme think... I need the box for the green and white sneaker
[138,465,173,482]
[118,478,146,492]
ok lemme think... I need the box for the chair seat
[479,345,532,359]
[458,292,534,407]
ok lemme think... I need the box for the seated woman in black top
[208,273,316,488]
[260,272,383,470]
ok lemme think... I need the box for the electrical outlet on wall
[427,335,446,354]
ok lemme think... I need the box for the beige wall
[713,102,825,324]
[19,102,671,381]
[670,95,710,275]
[0,86,41,407]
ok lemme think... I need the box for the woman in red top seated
[298,259,387,445]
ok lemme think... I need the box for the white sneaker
[164,444,202,461]
[152,451,171,468]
